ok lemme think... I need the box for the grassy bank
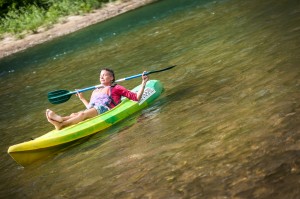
[0,0,117,39]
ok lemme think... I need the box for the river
[0,0,299,198]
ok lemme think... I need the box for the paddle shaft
[48,65,175,104]
[70,65,175,94]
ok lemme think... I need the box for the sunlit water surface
[0,0,299,198]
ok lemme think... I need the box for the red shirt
[110,85,138,108]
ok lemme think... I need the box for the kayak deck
[8,80,163,166]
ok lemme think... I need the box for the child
[46,68,149,130]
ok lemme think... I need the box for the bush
[0,4,46,38]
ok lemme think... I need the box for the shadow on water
[164,82,200,103]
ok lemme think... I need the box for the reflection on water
[1,0,299,198]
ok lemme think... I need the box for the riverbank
[0,0,158,59]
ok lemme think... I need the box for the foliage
[0,4,46,38]
[0,0,116,38]
[0,0,47,16]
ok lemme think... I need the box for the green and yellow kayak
[8,80,163,166]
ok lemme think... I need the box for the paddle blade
[48,90,72,104]
[147,65,176,75]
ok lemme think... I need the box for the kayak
[8,80,163,166]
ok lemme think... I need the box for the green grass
[0,0,115,39]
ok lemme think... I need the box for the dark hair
[101,68,115,83]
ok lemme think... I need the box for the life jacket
[87,86,117,109]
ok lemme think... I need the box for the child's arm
[76,91,90,108]
[136,72,149,101]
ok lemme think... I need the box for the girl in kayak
[46,68,149,130]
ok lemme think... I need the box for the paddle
[48,65,176,104]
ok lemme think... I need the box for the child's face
[100,70,114,85]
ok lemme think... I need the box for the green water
[1,0,300,198]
